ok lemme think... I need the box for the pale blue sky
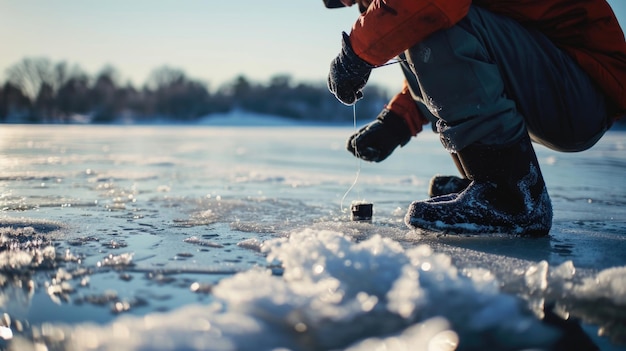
[1,1,625,93]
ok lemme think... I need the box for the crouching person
[323,0,626,235]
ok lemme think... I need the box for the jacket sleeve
[350,0,471,65]
[386,81,430,136]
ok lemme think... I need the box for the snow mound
[33,229,562,351]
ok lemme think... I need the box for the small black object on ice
[351,202,373,221]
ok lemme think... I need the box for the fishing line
[340,103,362,214]
[339,57,406,216]
[376,58,407,67]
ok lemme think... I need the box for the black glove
[327,32,374,105]
[347,109,412,162]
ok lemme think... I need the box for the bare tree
[0,82,31,121]
[5,57,87,102]
[57,73,90,119]
[145,66,186,91]
[90,67,122,122]
[145,66,211,120]
[5,57,54,100]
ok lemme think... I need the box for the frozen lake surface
[0,123,624,350]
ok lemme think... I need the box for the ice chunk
[345,317,458,351]
[97,253,134,267]
[574,266,626,305]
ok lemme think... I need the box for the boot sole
[405,217,550,236]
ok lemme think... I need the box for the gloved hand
[327,32,374,105]
[347,109,412,162]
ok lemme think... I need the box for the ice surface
[0,125,624,350]
[9,228,626,350]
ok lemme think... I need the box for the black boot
[405,136,552,236]
[429,153,471,198]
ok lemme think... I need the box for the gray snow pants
[401,5,613,152]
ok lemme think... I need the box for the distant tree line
[0,57,390,124]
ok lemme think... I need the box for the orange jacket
[349,0,626,135]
